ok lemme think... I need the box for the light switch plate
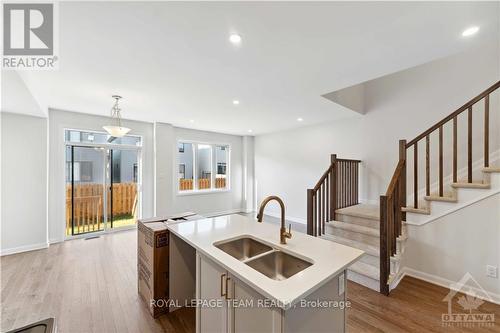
[486,265,498,278]
[339,272,345,295]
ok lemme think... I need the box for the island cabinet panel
[196,252,346,333]
[283,271,346,333]
[197,254,229,333]
[227,274,282,333]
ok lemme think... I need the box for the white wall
[1,113,48,254]
[0,112,250,249]
[404,193,500,300]
[48,109,155,243]
[154,123,247,217]
[255,43,500,222]
[242,136,256,213]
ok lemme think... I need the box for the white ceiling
[6,1,500,135]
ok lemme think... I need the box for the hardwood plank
[2,230,499,333]
[347,277,500,333]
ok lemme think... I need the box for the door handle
[225,276,231,300]
[220,273,227,297]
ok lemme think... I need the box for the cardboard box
[137,212,201,318]
[137,220,170,318]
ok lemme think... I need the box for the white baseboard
[397,267,500,305]
[389,268,407,291]
[0,242,49,256]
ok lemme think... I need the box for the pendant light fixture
[103,95,131,138]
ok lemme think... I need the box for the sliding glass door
[108,149,139,229]
[65,142,141,236]
[66,146,106,236]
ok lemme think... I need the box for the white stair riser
[335,213,379,229]
[406,188,498,223]
[347,269,380,292]
[406,172,499,223]
[325,226,379,247]
[324,230,406,254]
[358,253,379,266]
[358,253,401,273]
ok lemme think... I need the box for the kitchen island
[166,214,363,333]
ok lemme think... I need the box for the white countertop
[167,214,364,310]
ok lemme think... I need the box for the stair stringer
[405,171,500,225]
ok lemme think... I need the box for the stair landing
[336,203,379,220]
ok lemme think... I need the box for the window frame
[176,140,231,195]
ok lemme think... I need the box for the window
[177,142,230,192]
[178,143,194,190]
[133,163,138,183]
[66,161,93,182]
[217,163,226,175]
[65,129,142,146]
[179,164,185,179]
[197,144,212,189]
[215,145,228,189]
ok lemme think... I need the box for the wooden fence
[179,178,226,191]
[66,182,137,234]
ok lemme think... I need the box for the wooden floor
[1,229,499,333]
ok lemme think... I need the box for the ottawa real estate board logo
[442,273,495,328]
[2,2,58,69]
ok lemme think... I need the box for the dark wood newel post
[330,154,337,220]
[399,140,407,220]
[307,189,313,235]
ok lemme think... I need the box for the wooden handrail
[380,81,499,295]
[385,160,405,197]
[313,166,333,191]
[406,80,500,147]
[307,155,361,236]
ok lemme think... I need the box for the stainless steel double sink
[214,237,313,281]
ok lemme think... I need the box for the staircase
[307,80,500,295]
[323,204,405,292]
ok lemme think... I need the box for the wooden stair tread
[482,167,500,173]
[327,220,379,237]
[424,191,457,202]
[321,233,379,257]
[335,204,380,221]
[349,261,380,281]
[451,181,490,189]
[402,204,430,215]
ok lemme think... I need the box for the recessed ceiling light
[233,100,240,105]
[462,26,479,37]
[189,119,195,123]
[229,34,242,44]
[247,129,253,133]
[297,117,303,122]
